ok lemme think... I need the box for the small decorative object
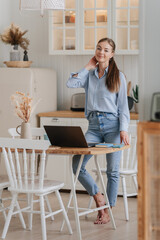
[11,91,40,139]
[23,50,29,61]
[0,23,30,61]
[132,84,139,113]
[20,0,65,16]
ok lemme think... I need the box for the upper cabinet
[49,0,139,55]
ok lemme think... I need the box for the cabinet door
[138,124,160,240]
[40,117,71,127]
[40,117,71,188]
[49,0,139,55]
[71,118,88,133]
[147,132,160,240]
[113,0,139,54]
[82,0,111,54]
[49,0,77,54]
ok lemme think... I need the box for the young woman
[67,38,130,224]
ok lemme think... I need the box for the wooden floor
[0,190,137,240]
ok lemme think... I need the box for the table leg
[69,154,84,240]
[94,155,116,229]
[61,154,84,240]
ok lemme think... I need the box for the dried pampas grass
[11,91,40,123]
[0,23,30,50]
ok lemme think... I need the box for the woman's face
[95,41,114,63]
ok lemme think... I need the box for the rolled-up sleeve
[66,68,89,88]
[117,72,130,132]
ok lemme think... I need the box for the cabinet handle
[52,118,59,122]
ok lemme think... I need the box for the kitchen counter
[37,110,139,120]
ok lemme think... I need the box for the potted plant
[132,84,139,113]
[10,91,40,139]
[0,23,30,61]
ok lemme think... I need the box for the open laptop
[44,125,96,148]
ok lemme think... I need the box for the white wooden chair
[0,178,10,220]
[8,127,53,221]
[87,124,138,221]
[0,138,72,240]
[0,150,10,221]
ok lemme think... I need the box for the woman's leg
[105,132,121,207]
[93,132,121,224]
[72,127,103,196]
[93,113,121,223]
[72,154,99,196]
[72,124,107,223]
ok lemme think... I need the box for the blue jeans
[72,112,121,207]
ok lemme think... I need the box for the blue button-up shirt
[67,67,130,132]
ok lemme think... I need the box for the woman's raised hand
[85,56,98,71]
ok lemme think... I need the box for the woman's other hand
[120,131,129,145]
[85,56,98,71]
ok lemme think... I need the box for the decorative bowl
[3,61,32,68]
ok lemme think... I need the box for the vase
[134,103,139,113]
[16,122,32,139]
[10,45,20,61]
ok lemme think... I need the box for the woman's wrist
[85,64,91,71]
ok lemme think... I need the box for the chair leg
[2,193,17,239]
[132,175,138,192]
[28,193,33,230]
[55,190,72,235]
[15,199,26,229]
[121,176,129,221]
[0,190,6,220]
[39,195,47,240]
[44,195,54,221]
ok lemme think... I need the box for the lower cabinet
[138,122,160,240]
[41,116,138,191]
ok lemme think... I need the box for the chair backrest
[120,124,137,171]
[0,138,50,192]
[8,127,46,139]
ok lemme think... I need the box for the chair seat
[92,168,106,173]
[92,168,137,176]
[119,169,137,175]
[9,179,64,194]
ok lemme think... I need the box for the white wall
[139,0,160,121]
[0,0,139,111]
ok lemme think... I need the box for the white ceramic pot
[10,45,20,61]
[16,122,32,139]
[134,103,139,113]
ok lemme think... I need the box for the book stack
[95,143,124,148]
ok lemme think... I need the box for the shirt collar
[94,66,109,78]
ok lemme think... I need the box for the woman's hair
[98,38,120,92]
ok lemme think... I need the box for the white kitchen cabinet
[49,0,139,55]
[40,117,71,187]
[40,114,138,192]
[40,116,89,190]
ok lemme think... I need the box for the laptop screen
[44,125,89,148]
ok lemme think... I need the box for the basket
[4,61,33,68]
